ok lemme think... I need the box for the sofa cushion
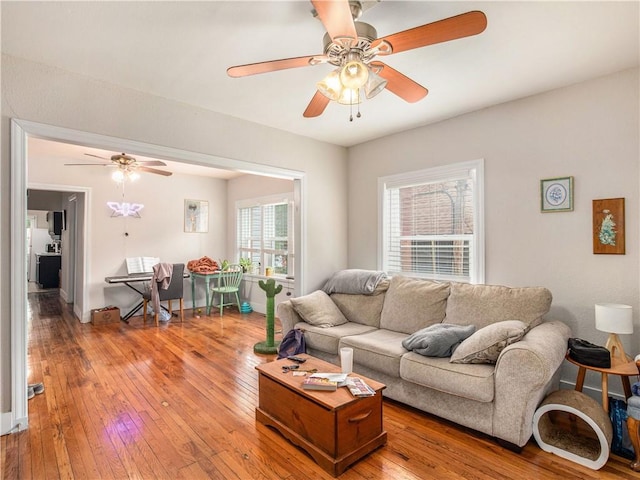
[450,320,528,364]
[402,323,476,357]
[380,276,450,334]
[340,329,409,378]
[444,282,552,330]
[290,291,348,328]
[330,281,388,328]
[294,321,377,355]
[400,353,496,403]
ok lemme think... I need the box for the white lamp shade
[595,303,633,334]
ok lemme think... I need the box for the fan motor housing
[323,21,378,66]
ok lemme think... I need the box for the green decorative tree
[253,278,283,354]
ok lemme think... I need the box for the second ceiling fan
[227,0,487,119]
[65,152,173,182]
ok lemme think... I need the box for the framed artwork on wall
[593,198,625,254]
[540,176,574,212]
[184,199,209,233]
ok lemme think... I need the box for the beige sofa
[277,274,571,450]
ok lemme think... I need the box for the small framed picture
[593,198,625,254]
[541,177,574,212]
[184,199,209,233]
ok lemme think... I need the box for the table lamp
[595,303,633,365]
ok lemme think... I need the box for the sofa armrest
[277,300,303,337]
[492,320,572,446]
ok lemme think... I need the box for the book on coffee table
[302,376,338,391]
[302,372,348,391]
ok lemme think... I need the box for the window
[379,159,484,283]
[237,194,294,276]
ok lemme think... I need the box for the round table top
[565,353,638,376]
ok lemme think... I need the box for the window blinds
[381,161,483,283]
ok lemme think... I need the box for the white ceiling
[27,136,242,180]
[2,1,639,149]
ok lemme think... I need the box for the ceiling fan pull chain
[349,97,353,122]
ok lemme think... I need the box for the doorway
[8,119,305,434]
[26,188,86,318]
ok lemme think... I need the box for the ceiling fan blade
[371,61,428,103]
[311,0,357,44]
[136,160,166,167]
[137,166,172,177]
[64,163,111,166]
[227,55,327,78]
[84,153,109,160]
[371,10,487,55]
[303,91,331,118]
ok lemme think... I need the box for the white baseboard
[59,288,69,302]
[1,412,27,436]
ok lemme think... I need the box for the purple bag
[277,329,306,359]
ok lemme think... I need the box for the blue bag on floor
[609,397,634,459]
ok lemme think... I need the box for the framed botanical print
[541,177,573,212]
[593,198,625,254]
[184,199,208,233]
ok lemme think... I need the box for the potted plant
[239,257,253,273]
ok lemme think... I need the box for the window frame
[236,193,294,277]
[378,159,485,284]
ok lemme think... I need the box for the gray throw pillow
[402,323,476,357]
[290,291,348,328]
[450,320,527,364]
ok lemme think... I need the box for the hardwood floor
[2,291,638,479]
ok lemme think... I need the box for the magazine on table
[345,377,376,397]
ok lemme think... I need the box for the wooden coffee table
[255,354,387,476]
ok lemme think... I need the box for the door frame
[8,118,306,433]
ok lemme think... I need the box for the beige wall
[27,150,230,319]
[348,68,640,396]
[1,54,348,414]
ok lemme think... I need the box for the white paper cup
[340,347,353,374]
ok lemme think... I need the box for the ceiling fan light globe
[128,171,140,182]
[111,170,125,183]
[340,60,369,89]
[337,87,362,105]
[317,69,343,101]
[364,70,387,99]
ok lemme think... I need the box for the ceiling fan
[65,152,172,181]
[227,0,487,120]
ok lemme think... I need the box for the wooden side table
[566,354,637,412]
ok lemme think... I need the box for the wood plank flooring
[1,291,638,479]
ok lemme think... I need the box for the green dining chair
[211,264,243,316]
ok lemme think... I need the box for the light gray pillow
[402,323,476,357]
[450,320,527,364]
[290,291,348,328]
